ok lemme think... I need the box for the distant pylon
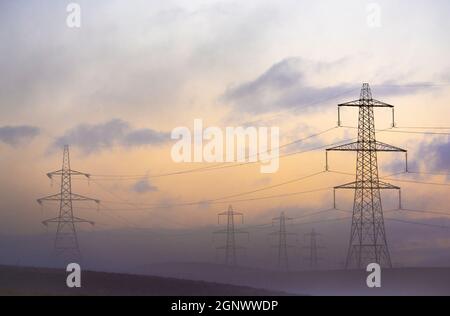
[214,205,249,266]
[37,145,99,260]
[326,83,407,269]
[303,228,323,270]
[270,212,296,271]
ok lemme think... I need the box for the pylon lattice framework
[37,145,99,260]
[214,205,249,266]
[270,212,296,271]
[326,83,407,269]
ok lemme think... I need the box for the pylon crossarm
[37,193,62,204]
[370,99,394,108]
[46,170,62,179]
[374,141,406,152]
[42,217,60,225]
[69,170,91,178]
[43,217,94,226]
[70,193,100,203]
[337,98,395,127]
[338,99,364,107]
[327,141,406,152]
[327,141,359,151]
[334,180,400,190]
[377,180,401,190]
[338,99,393,108]
[72,216,95,225]
[46,169,90,178]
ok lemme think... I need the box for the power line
[341,207,450,218]
[205,171,326,202]
[80,169,329,211]
[89,164,450,213]
[394,126,450,130]
[89,179,192,228]
[240,208,341,231]
[406,170,450,177]
[82,135,359,182]
[388,129,450,136]
[80,186,331,212]
[88,126,339,180]
[341,125,450,136]
[397,208,450,217]
[328,170,450,187]
[88,129,389,182]
[289,216,351,227]
[385,218,450,230]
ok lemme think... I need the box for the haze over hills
[136,262,450,296]
[2,261,449,296]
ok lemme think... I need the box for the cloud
[131,178,158,194]
[222,57,438,115]
[0,125,40,146]
[371,81,440,98]
[222,58,352,114]
[124,129,169,147]
[384,136,450,177]
[53,119,169,153]
[0,1,191,124]
[418,137,450,173]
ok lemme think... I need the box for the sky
[0,0,450,270]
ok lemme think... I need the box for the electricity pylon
[270,212,296,271]
[214,205,249,266]
[326,83,407,269]
[37,145,99,260]
[303,228,323,270]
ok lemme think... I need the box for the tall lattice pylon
[270,212,296,271]
[326,83,407,269]
[214,205,249,266]
[37,145,99,260]
[303,228,323,270]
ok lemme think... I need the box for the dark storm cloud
[222,58,438,115]
[0,125,40,146]
[53,119,169,154]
